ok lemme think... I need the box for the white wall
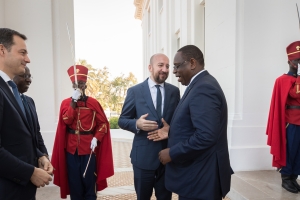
[137,0,300,171]
[0,0,4,26]
[206,0,300,171]
[2,0,75,156]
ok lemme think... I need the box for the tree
[76,59,137,114]
[109,72,137,112]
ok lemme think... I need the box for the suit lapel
[171,71,209,123]
[0,77,31,131]
[141,79,158,119]
[162,82,170,118]
[180,70,208,106]
[24,95,37,133]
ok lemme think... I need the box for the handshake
[72,88,82,102]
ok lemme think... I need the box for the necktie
[155,85,162,120]
[21,94,34,131]
[7,81,26,117]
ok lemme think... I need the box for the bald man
[118,53,180,200]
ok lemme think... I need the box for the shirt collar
[148,77,164,88]
[0,70,12,82]
[186,69,206,87]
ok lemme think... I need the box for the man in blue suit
[0,28,52,200]
[14,66,49,156]
[118,53,180,200]
[154,45,232,200]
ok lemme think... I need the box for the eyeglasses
[173,60,187,70]
[19,74,33,79]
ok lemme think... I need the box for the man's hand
[72,88,82,102]
[38,156,54,175]
[148,118,169,141]
[30,167,52,188]
[159,148,171,165]
[90,137,97,152]
[136,113,158,131]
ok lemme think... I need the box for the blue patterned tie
[155,85,162,120]
[7,81,26,117]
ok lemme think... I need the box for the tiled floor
[37,138,231,200]
[228,170,300,200]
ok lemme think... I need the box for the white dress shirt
[148,77,165,115]
[186,69,206,88]
[0,70,14,93]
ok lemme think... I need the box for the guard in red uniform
[267,41,300,193]
[52,65,114,199]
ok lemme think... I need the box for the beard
[154,72,168,84]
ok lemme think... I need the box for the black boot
[290,174,300,191]
[282,174,298,193]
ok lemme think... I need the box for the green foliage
[77,59,138,114]
[109,117,119,129]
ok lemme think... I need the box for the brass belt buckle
[75,130,79,134]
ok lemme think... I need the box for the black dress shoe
[282,174,298,193]
[291,175,300,191]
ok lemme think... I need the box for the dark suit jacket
[24,95,48,155]
[0,77,43,200]
[166,71,233,199]
[118,78,180,170]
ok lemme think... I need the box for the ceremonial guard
[52,65,114,199]
[267,41,300,193]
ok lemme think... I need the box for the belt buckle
[75,130,79,134]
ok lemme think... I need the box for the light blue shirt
[148,77,165,114]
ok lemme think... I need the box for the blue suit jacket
[0,77,43,200]
[166,71,233,199]
[118,78,180,170]
[24,95,48,155]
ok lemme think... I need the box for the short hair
[0,28,27,51]
[177,45,204,66]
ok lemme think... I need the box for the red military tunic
[267,73,300,168]
[52,97,114,199]
[63,99,106,155]
[285,76,300,125]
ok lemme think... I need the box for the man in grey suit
[151,45,233,200]
[118,53,180,200]
[0,28,52,200]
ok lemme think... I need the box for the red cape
[266,74,295,168]
[51,97,114,199]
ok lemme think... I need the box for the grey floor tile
[231,175,272,199]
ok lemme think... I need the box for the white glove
[72,88,82,102]
[90,137,98,152]
[298,63,300,75]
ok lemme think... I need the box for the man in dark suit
[13,66,49,156]
[156,45,232,200]
[0,28,52,200]
[118,53,180,200]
